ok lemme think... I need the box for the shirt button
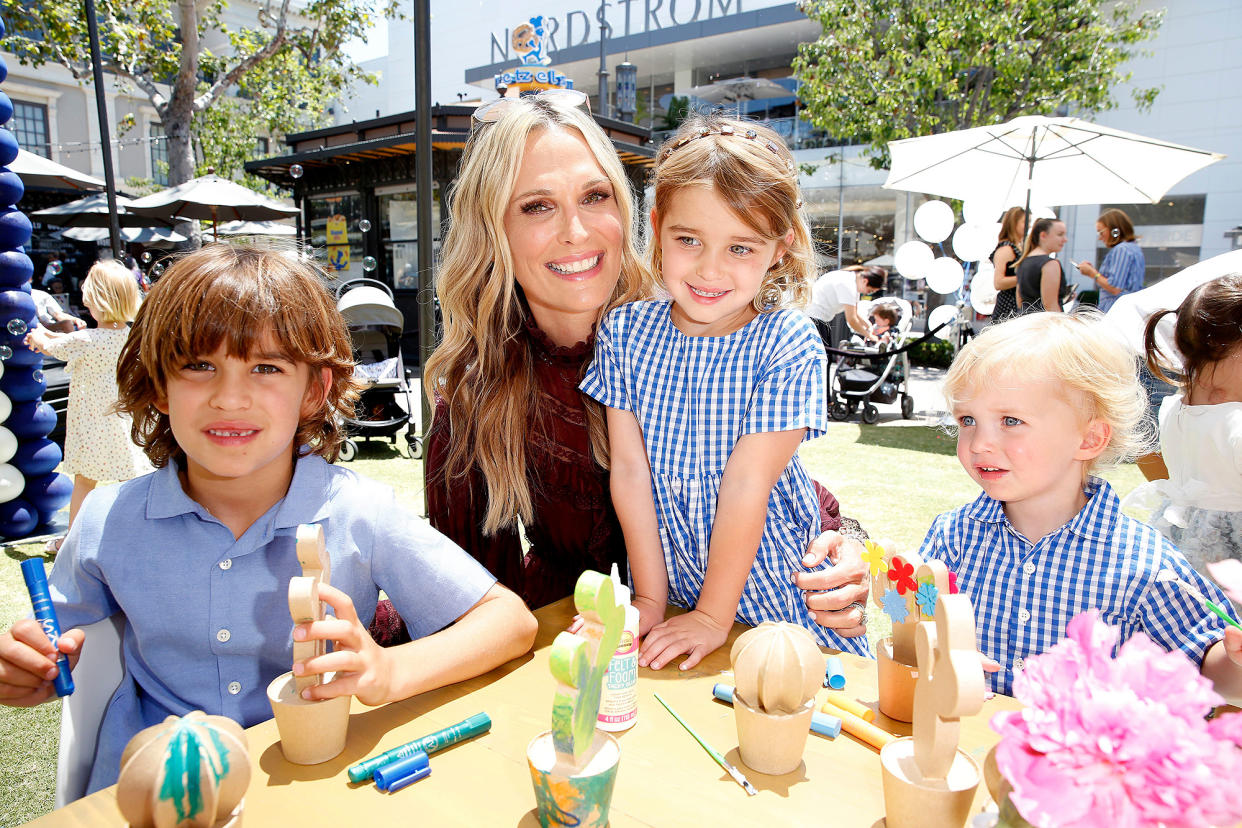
[219,559,233,570]
[227,681,241,695]
[1022,561,1036,575]
[1018,609,1031,622]
[1013,658,1025,671]
[217,629,231,643]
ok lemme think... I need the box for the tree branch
[194,0,294,111]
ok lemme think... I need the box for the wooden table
[30,599,1021,828]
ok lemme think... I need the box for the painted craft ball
[894,241,934,281]
[12,437,59,476]
[913,201,954,244]
[0,498,38,537]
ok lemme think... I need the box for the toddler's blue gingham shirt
[918,478,1238,696]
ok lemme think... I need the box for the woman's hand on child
[0,619,84,707]
[291,584,394,707]
[638,609,729,671]
[792,531,871,637]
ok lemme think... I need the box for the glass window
[306,192,364,287]
[378,187,440,291]
[1098,195,1205,286]
[803,184,899,270]
[7,100,50,158]
[149,123,168,186]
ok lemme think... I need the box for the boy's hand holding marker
[0,619,84,707]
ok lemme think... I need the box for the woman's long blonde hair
[425,97,652,534]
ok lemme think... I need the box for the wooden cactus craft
[549,570,625,766]
[289,524,330,693]
[911,589,985,781]
[116,711,251,828]
[730,622,823,714]
[871,545,954,666]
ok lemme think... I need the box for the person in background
[805,264,887,340]
[989,207,1026,323]
[1015,218,1069,313]
[1078,208,1145,312]
[41,253,64,288]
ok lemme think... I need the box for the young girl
[1137,273,1242,573]
[919,311,1242,701]
[580,115,869,671]
[988,206,1025,323]
[24,260,150,539]
[0,244,537,794]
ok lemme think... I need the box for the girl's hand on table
[632,595,666,637]
[638,609,729,671]
[293,583,394,706]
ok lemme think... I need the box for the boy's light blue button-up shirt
[49,454,496,793]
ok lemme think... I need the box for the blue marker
[20,558,74,697]
[823,655,846,690]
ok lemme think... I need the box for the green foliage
[657,95,691,131]
[793,0,1164,167]
[0,0,395,189]
[909,338,955,368]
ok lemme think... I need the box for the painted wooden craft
[266,523,351,765]
[116,711,250,828]
[880,588,986,828]
[729,622,824,774]
[528,570,625,828]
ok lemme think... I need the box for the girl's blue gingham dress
[581,300,868,655]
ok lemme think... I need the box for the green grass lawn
[0,426,1145,825]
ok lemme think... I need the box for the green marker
[347,712,492,784]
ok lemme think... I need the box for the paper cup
[877,637,919,723]
[733,692,814,775]
[527,730,620,828]
[266,671,350,765]
[880,737,980,828]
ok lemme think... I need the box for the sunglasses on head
[471,88,591,124]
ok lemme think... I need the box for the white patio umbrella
[126,173,298,240]
[883,116,1225,217]
[688,76,791,104]
[54,226,187,244]
[30,193,171,228]
[10,149,106,191]
[1100,248,1242,367]
[215,219,297,236]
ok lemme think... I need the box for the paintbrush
[1157,569,1242,630]
[654,693,757,796]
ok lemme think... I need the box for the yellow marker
[820,699,896,750]
[824,691,876,722]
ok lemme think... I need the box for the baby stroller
[825,297,917,424]
[335,278,421,461]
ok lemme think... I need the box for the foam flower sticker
[881,588,909,624]
[887,556,916,595]
[862,540,886,578]
[947,570,959,595]
[991,611,1242,828]
[914,581,938,619]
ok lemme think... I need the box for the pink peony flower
[991,611,1242,828]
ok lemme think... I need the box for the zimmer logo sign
[489,0,746,64]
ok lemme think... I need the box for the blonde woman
[25,260,150,541]
[368,94,870,640]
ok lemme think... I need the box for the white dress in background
[1128,393,1242,574]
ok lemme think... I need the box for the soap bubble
[31,369,43,383]
[49,261,63,276]
[6,319,25,336]
[358,219,372,232]
[0,346,11,360]
[362,256,378,272]
[289,164,304,179]
[151,262,166,278]
[141,251,153,263]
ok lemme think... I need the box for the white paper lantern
[913,200,955,243]
[951,224,993,262]
[0,426,15,464]
[894,240,935,281]
[925,257,965,295]
[0,391,9,425]
[971,292,997,315]
[928,304,959,341]
[969,269,998,315]
[0,463,23,504]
